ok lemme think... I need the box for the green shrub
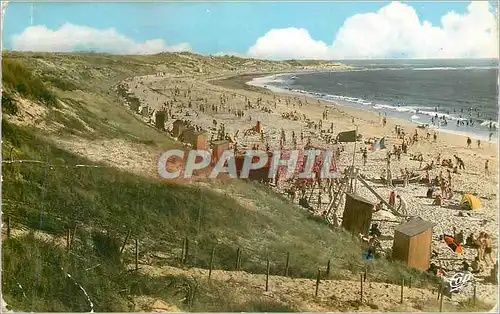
[2,58,57,106]
[2,93,18,115]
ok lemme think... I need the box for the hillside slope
[1,52,490,312]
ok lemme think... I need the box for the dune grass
[2,51,437,312]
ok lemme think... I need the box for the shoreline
[125,69,498,267]
[246,73,499,143]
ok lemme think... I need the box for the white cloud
[211,51,247,58]
[248,1,498,59]
[247,28,330,60]
[11,23,192,54]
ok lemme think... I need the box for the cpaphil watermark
[157,149,339,181]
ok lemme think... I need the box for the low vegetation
[2,52,438,312]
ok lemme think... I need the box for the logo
[157,149,339,181]
[448,272,474,293]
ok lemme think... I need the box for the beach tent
[371,137,386,151]
[336,130,357,142]
[460,194,481,210]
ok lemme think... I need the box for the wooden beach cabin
[172,120,188,138]
[155,111,166,130]
[341,193,375,235]
[234,152,272,183]
[182,128,209,150]
[392,218,435,270]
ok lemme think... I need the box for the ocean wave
[412,66,497,71]
[311,90,481,123]
[480,120,499,128]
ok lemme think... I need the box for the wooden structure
[182,128,208,150]
[234,152,272,183]
[212,140,230,164]
[392,218,435,270]
[155,111,166,130]
[256,121,263,133]
[139,106,149,117]
[341,193,374,235]
[172,120,187,138]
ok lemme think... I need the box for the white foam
[246,74,497,142]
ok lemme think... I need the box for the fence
[2,213,486,312]
[1,159,489,312]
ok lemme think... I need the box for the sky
[2,1,498,60]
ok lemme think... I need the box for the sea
[251,59,499,141]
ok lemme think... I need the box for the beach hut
[336,130,357,143]
[255,121,263,133]
[341,193,375,235]
[155,111,166,130]
[234,152,272,182]
[182,128,208,150]
[212,140,230,164]
[392,218,435,270]
[172,120,188,138]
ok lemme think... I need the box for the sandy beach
[117,69,498,295]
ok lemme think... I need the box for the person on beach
[471,257,484,274]
[362,148,368,166]
[386,167,393,188]
[389,190,396,207]
[467,137,472,148]
[484,233,494,266]
[454,155,465,170]
[396,194,408,215]
[432,194,443,206]
[485,160,490,176]
[477,139,481,148]
[475,232,485,261]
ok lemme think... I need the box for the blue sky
[2,1,497,59]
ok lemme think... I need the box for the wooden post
[71,225,78,248]
[135,239,139,271]
[400,278,404,304]
[408,276,412,288]
[181,237,189,265]
[360,273,363,303]
[6,216,10,238]
[439,288,444,312]
[436,280,441,300]
[235,248,241,271]
[181,238,186,264]
[473,282,476,305]
[350,126,359,192]
[66,229,71,249]
[315,268,321,297]
[120,230,131,254]
[354,168,358,193]
[326,260,331,277]
[285,252,290,277]
[209,247,215,279]
[265,258,270,291]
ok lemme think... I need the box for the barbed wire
[2,159,112,169]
